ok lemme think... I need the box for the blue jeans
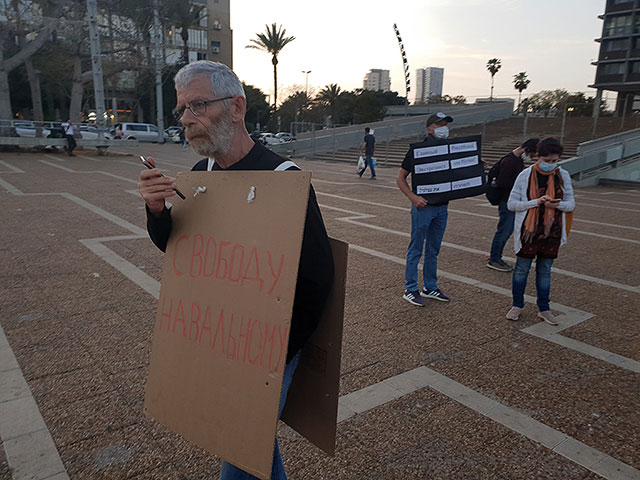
[512,256,554,311]
[219,352,301,480]
[404,204,448,291]
[489,201,515,263]
[358,154,376,178]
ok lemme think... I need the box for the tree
[243,82,270,133]
[246,23,295,108]
[486,58,502,101]
[317,83,341,124]
[513,72,530,113]
[522,89,569,115]
[277,90,311,133]
[0,0,61,121]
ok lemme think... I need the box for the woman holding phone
[505,138,575,325]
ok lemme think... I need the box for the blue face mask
[538,161,557,173]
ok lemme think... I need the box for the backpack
[485,158,503,205]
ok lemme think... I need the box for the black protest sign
[409,135,486,204]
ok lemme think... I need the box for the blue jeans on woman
[404,204,448,292]
[489,201,515,263]
[219,352,301,480]
[512,256,554,312]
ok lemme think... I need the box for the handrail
[561,128,640,176]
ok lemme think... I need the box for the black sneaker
[421,288,450,302]
[403,290,425,306]
[487,260,512,272]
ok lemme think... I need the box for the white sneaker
[537,310,558,326]
[506,306,522,321]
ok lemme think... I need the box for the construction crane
[393,23,410,116]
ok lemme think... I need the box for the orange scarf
[522,163,561,243]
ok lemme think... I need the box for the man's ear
[230,96,247,123]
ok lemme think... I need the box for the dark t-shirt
[146,141,334,363]
[401,134,449,206]
[364,134,375,155]
[495,152,524,202]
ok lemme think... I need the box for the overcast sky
[230,0,608,103]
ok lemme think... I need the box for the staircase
[305,116,640,169]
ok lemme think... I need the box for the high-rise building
[164,0,232,68]
[414,67,444,103]
[591,0,640,115]
[363,69,391,92]
[207,0,233,68]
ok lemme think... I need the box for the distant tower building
[363,69,391,92]
[163,0,232,67]
[207,0,233,68]
[591,0,640,116]
[415,67,444,103]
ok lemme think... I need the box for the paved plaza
[0,143,639,479]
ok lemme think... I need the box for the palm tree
[318,84,341,124]
[486,58,502,101]
[513,72,531,113]
[246,23,295,108]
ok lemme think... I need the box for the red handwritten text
[159,295,290,373]
[172,235,285,295]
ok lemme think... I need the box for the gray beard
[188,116,235,158]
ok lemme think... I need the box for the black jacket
[495,152,524,203]
[146,141,334,363]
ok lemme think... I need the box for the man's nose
[180,109,196,126]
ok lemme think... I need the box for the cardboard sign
[281,238,348,456]
[409,135,486,204]
[144,171,311,480]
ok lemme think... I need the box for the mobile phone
[139,156,186,200]
[139,156,155,170]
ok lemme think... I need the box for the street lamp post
[302,70,311,96]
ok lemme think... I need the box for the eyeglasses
[172,96,234,121]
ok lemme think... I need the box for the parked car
[78,125,113,140]
[12,121,50,138]
[275,132,294,142]
[249,131,262,142]
[165,126,184,143]
[164,126,182,137]
[120,122,164,142]
[43,122,65,138]
[258,132,284,145]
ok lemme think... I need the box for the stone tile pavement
[0,144,638,479]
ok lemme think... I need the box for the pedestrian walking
[357,127,376,179]
[505,138,575,325]
[179,126,187,149]
[397,112,453,307]
[487,138,539,272]
[61,120,77,156]
[137,60,334,480]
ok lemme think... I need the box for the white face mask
[538,160,558,173]
[522,153,531,162]
[433,126,449,139]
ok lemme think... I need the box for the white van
[120,123,163,142]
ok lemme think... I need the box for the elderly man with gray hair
[137,60,334,480]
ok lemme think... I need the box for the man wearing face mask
[487,138,540,272]
[397,112,453,307]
